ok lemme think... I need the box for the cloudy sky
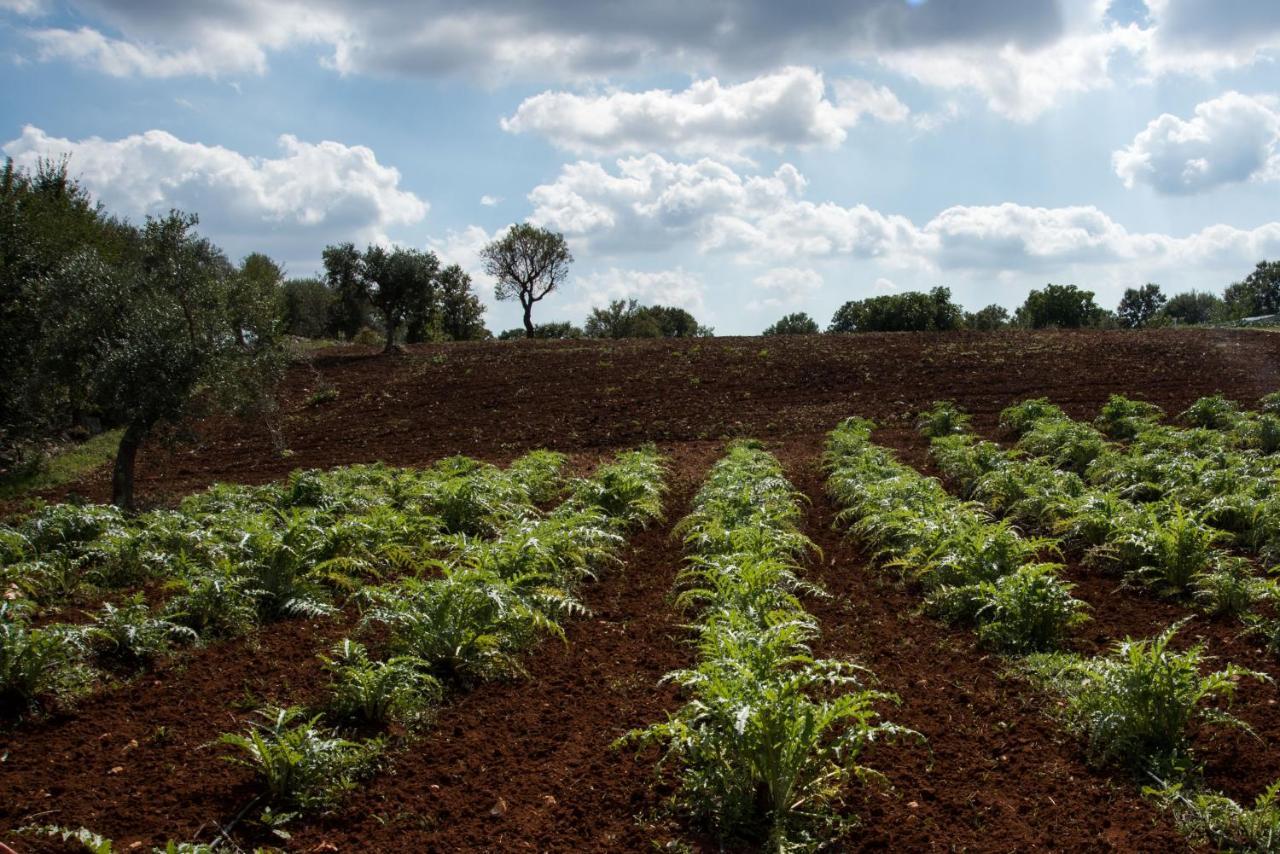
[2,0,1280,334]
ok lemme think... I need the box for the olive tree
[364,246,440,353]
[481,223,572,337]
[37,212,285,509]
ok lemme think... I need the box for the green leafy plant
[927,563,1089,653]
[999,398,1065,435]
[164,560,260,637]
[320,639,440,727]
[1024,622,1266,774]
[1149,779,1280,852]
[1095,394,1163,440]
[915,401,971,439]
[218,705,382,810]
[0,602,90,713]
[86,594,198,664]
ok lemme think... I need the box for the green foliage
[1151,779,1280,853]
[964,303,1010,331]
[1180,395,1243,430]
[363,569,567,682]
[218,705,382,810]
[362,244,441,351]
[87,593,198,664]
[1017,417,1109,473]
[1095,395,1163,440]
[827,286,962,334]
[498,321,584,340]
[164,562,259,638]
[281,277,334,338]
[1024,622,1264,773]
[0,428,123,501]
[626,440,909,849]
[434,263,489,341]
[1160,290,1225,326]
[482,223,573,336]
[915,401,971,439]
[0,601,90,713]
[999,398,1065,435]
[1117,283,1167,329]
[1224,261,1280,319]
[826,418,1085,655]
[1014,283,1106,329]
[927,563,1088,653]
[762,312,820,336]
[320,639,440,727]
[584,298,708,339]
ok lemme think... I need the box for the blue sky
[2,0,1279,334]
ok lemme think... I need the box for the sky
[2,1,1280,335]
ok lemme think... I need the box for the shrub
[1024,622,1264,773]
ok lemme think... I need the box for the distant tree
[228,253,285,346]
[321,242,368,340]
[1223,261,1280,319]
[363,246,440,353]
[763,312,819,335]
[646,304,710,337]
[1161,290,1225,326]
[1117,283,1167,329]
[828,287,962,333]
[281,277,333,338]
[435,264,489,340]
[498,321,583,340]
[964,304,1009,331]
[481,224,572,338]
[1014,284,1105,329]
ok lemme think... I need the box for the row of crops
[1,447,666,850]
[623,441,914,851]
[831,395,1280,851]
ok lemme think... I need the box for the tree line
[760,270,1280,336]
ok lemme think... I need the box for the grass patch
[0,429,122,501]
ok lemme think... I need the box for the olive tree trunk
[111,419,151,511]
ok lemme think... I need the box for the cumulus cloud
[526,151,1280,274]
[502,67,907,158]
[479,194,502,206]
[570,267,706,313]
[746,266,823,310]
[1112,91,1280,194]
[2,125,428,264]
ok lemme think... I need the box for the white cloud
[527,151,1280,276]
[569,267,706,315]
[1113,91,1280,194]
[7,1,1280,123]
[873,277,897,292]
[502,67,907,158]
[747,266,822,310]
[479,194,502,206]
[2,125,428,265]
